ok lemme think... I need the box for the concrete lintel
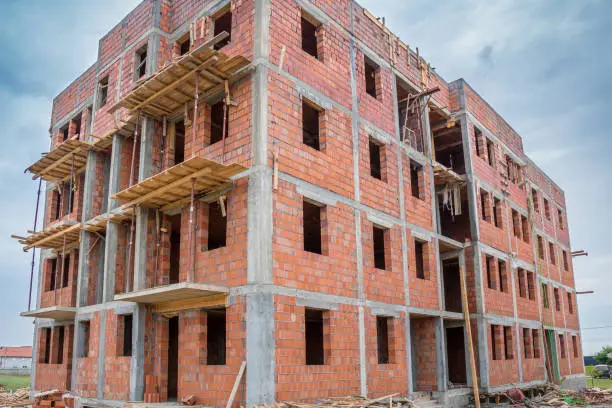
[296,297,339,311]
[366,211,396,230]
[296,181,339,207]
[34,319,75,329]
[76,300,141,314]
[512,257,536,272]
[362,123,390,145]
[479,244,510,261]
[411,229,432,242]
[485,314,517,326]
[368,306,401,319]
[297,85,333,110]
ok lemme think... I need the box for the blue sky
[0,1,610,356]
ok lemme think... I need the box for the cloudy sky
[0,0,610,356]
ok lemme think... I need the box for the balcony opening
[301,11,320,59]
[167,316,179,400]
[369,137,384,181]
[302,100,321,151]
[430,108,464,174]
[303,200,322,254]
[210,101,227,145]
[169,214,181,284]
[98,76,109,109]
[56,326,65,364]
[376,316,390,364]
[437,185,471,242]
[177,32,190,56]
[397,77,427,153]
[61,124,69,142]
[372,225,387,270]
[62,254,70,288]
[446,326,467,384]
[42,328,51,364]
[364,56,379,99]
[119,314,133,357]
[305,308,325,365]
[78,320,90,358]
[134,44,148,80]
[207,309,226,365]
[213,9,232,50]
[174,119,185,165]
[442,259,462,313]
[208,202,227,251]
[47,258,58,292]
[415,240,426,279]
[410,160,423,199]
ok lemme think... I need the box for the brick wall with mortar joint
[564,289,579,330]
[488,323,520,386]
[103,310,131,400]
[481,253,514,317]
[359,128,399,217]
[39,250,79,309]
[557,332,571,377]
[92,60,122,139]
[365,312,409,397]
[520,328,545,382]
[91,151,110,218]
[402,154,433,230]
[75,312,101,397]
[269,71,354,197]
[569,333,584,374]
[51,65,96,127]
[355,49,395,135]
[273,180,358,297]
[362,220,403,305]
[183,79,253,167]
[86,236,104,306]
[43,174,85,227]
[408,236,438,310]
[274,295,361,402]
[35,325,74,391]
[515,270,540,321]
[269,0,353,108]
[476,187,509,252]
[410,317,437,391]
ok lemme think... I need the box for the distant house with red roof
[0,346,32,370]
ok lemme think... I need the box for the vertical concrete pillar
[102,134,124,303]
[435,317,448,392]
[130,305,146,401]
[245,0,275,406]
[76,151,98,307]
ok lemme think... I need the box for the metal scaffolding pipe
[27,178,43,311]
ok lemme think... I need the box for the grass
[585,365,612,389]
[0,375,30,392]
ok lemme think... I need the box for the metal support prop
[27,178,43,311]
[161,116,167,169]
[129,112,141,187]
[221,80,230,162]
[127,206,136,292]
[187,178,196,282]
[57,235,67,304]
[68,153,75,213]
[153,209,160,286]
[192,73,199,159]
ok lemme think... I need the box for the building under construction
[16,0,585,407]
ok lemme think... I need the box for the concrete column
[245,0,275,406]
[435,317,448,392]
[130,305,146,401]
[96,310,107,399]
[76,151,98,307]
[102,134,124,302]
[133,118,155,291]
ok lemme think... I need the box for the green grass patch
[0,375,30,391]
[585,365,612,389]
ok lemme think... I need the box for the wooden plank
[225,361,246,408]
[153,293,228,313]
[460,264,481,408]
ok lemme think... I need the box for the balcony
[111,32,250,119]
[27,139,90,183]
[115,282,228,314]
[21,306,76,320]
[15,221,81,252]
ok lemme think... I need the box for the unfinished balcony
[110,155,246,314]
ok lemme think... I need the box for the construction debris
[532,384,612,406]
[254,394,429,408]
[0,387,31,407]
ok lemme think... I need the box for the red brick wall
[275,296,361,401]
[75,313,101,397]
[410,318,437,391]
[35,325,74,391]
[365,313,408,397]
[103,310,131,400]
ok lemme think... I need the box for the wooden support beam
[460,264,481,408]
[152,293,228,313]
